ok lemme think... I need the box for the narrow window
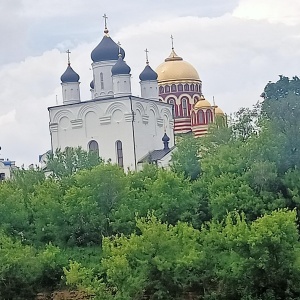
[191,84,195,91]
[88,140,99,157]
[182,98,188,117]
[159,86,164,94]
[168,98,175,116]
[165,85,170,93]
[178,84,183,91]
[184,84,189,91]
[100,72,104,90]
[198,110,205,124]
[116,140,123,167]
[206,109,213,124]
[171,84,176,92]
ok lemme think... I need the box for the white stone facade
[48,96,174,171]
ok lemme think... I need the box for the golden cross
[66,49,71,65]
[117,41,122,56]
[171,34,174,49]
[103,13,108,29]
[145,48,149,64]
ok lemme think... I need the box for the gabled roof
[138,146,175,163]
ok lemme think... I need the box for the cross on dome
[117,41,122,57]
[171,34,174,50]
[145,48,149,65]
[66,49,71,65]
[103,13,109,35]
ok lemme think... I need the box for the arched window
[191,84,195,91]
[198,110,205,125]
[184,84,189,91]
[168,98,175,105]
[195,84,198,92]
[168,98,175,116]
[88,140,99,157]
[206,109,213,124]
[165,85,170,93]
[182,98,188,117]
[171,84,176,92]
[159,86,164,94]
[191,112,195,125]
[178,84,183,91]
[100,72,104,90]
[116,140,123,167]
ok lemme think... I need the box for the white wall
[49,96,174,171]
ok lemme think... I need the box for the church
[47,16,225,171]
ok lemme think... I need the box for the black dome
[61,65,80,83]
[162,133,170,142]
[111,56,131,75]
[139,64,158,81]
[91,35,125,62]
[90,80,94,89]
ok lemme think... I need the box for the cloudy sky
[1,0,300,166]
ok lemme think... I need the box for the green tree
[65,215,200,300]
[62,163,127,246]
[46,147,102,179]
[171,134,201,180]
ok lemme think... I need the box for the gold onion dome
[156,49,200,83]
[214,106,224,115]
[194,95,211,109]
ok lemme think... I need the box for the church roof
[91,35,125,62]
[139,64,158,81]
[60,65,80,83]
[138,146,175,163]
[156,48,200,83]
[111,56,131,75]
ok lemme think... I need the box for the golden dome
[156,49,200,83]
[194,96,211,109]
[215,106,224,115]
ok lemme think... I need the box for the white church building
[48,18,175,171]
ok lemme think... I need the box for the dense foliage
[1,76,300,299]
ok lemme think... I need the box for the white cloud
[2,0,300,166]
[233,0,300,25]
[0,110,16,126]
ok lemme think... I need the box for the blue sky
[1,0,300,166]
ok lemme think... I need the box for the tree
[65,215,201,300]
[62,163,127,246]
[46,147,102,179]
[261,76,300,172]
[171,134,201,180]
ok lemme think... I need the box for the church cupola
[139,49,159,101]
[91,14,125,99]
[162,132,170,150]
[112,44,132,97]
[60,50,81,105]
[90,80,95,98]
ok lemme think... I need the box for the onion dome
[162,132,170,150]
[91,35,125,62]
[215,106,225,115]
[194,95,211,109]
[90,80,94,89]
[162,132,170,142]
[156,49,200,83]
[139,64,158,81]
[111,55,131,75]
[60,65,80,83]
